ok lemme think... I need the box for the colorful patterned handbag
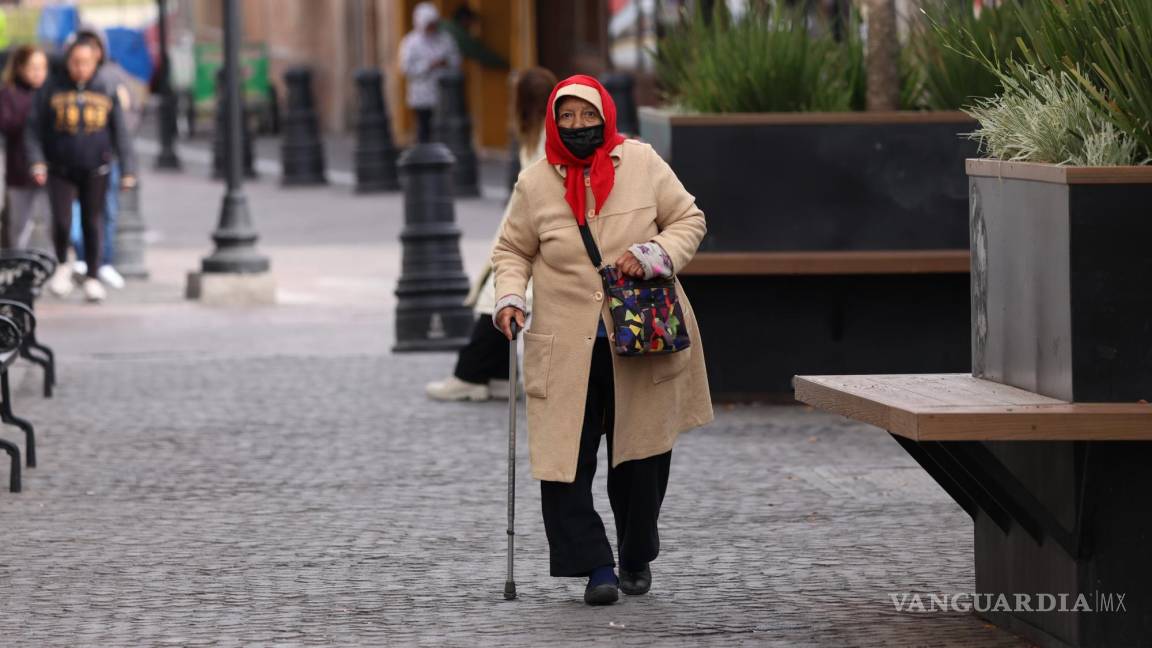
[578,221,691,356]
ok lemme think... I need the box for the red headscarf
[544,75,627,227]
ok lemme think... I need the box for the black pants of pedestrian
[47,167,108,280]
[540,337,672,577]
[453,314,509,384]
[414,108,434,143]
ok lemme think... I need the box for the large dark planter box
[640,108,979,252]
[965,159,1152,648]
[682,269,971,398]
[644,108,978,398]
[969,159,1152,402]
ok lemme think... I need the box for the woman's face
[556,97,603,129]
[21,52,48,89]
[67,44,99,85]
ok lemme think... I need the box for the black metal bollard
[603,72,639,137]
[113,184,148,279]
[280,66,327,186]
[353,68,399,192]
[212,68,256,179]
[393,143,472,352]
[432,70,480,197]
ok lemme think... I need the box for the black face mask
[559,125,605,159]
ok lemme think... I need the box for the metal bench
[0,312,27,492]
[0,250,58,397]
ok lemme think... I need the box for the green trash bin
[192,41,275,133]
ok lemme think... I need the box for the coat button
[586,209,595,219]
[593,291,603,301]
[585,177,591,187]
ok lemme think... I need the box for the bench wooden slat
[680,250,970,276]
[794,374,1152,441]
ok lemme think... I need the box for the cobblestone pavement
[0,164,1031,647]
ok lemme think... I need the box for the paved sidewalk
[0,161,1030,647]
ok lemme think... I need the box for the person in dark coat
[25,38,137,303]
[0,45,51,250]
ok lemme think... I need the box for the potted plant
[958,0,1152,403]
[948,2,1152,645]
[649,1,1023,397]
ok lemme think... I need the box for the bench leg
[0,370,34,468]
[27,335,55,389]
[0,436,21,492]
[18,346,52,398]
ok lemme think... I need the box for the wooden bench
[794,373,1152,441]
[794,372,1152,647]
[680,249,970,276]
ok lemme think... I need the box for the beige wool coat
[492,138,714,483]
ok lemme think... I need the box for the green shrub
[1012,0,1152,161]
[911,0,1027,110]
[946,0,1152,163]
[655,3,865,113]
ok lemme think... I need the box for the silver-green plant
[964,64,1146,166]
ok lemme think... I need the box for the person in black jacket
[25,38,136,303]
[0,45,50,250]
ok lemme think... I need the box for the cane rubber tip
[504,581,517,600]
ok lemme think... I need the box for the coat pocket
[651,345,692,384]
[522,331,554,398]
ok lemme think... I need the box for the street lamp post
[187,0,273,304]
[154,0,181,170]
[202,0,267,274]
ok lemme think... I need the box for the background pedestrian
[0,44,51,251]
[425,67,557,402]
[398,2,460,143]
[25,38,137,302]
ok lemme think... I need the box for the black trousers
[47,167,108,279]
[540,338,672,577]
[414,108,434,143]
[454,314,510,384]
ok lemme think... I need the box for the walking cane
[504,320,521,600]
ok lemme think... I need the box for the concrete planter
[968,159,1152,402]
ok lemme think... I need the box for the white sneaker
[98,265,126,289]
[48,265,75,297]
[82,277,107,303]
[425,376,490,402]
[73,260,88,277]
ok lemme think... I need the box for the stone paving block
[0,354,1031,647]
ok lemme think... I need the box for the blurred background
[0,0,957,157]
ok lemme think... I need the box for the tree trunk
[865,0,900,111]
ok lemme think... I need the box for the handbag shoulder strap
[578,220,603,269]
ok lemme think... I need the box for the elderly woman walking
[492,75,713,606]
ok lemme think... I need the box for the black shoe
[619,565,651,595]
[584,582,620,606]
